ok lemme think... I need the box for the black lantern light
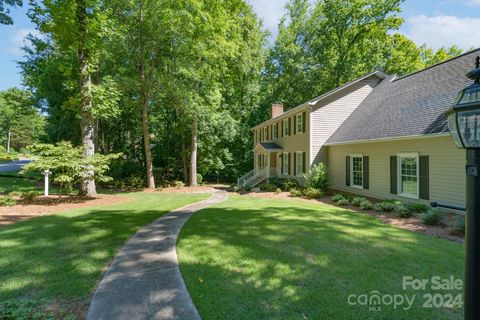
[446,56,480,320]
[447,56,480,149]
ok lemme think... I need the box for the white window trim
[350,154,364,189]
[282,152,289,176]
[397,152,420,199]
[295,151,304,177]
[296,114,303,134]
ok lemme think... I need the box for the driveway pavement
[86,189,229,320]
[0,160,30,172]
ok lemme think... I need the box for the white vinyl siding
[398,153,419,199]
[295,152,304,176]
[328,136,466,207]
[311,77,379,166]
[350,154,363,188]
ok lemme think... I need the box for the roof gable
[327,49,480,144]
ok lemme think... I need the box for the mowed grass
[178,195,464,320]
[0,192,209,303]
[0,174,41,193]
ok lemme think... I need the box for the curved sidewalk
[86,189,228,320]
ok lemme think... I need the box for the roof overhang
[254,142,283,152]
[324,133,450,146]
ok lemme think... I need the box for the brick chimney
[270,103,284,119]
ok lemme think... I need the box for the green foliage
[303,163,330,191]
[268,177,299,191]
[0,0,22,25]
[289,188,302,197]
[0,299,59,320]
[351,196,367,207]
[20,191,40,203]
[302,188,323,199]
[20,142,121,194]
[0,196,16,207]
[406,202,430,214]
[275,188,282,194]
[359,199,374,210]
[421,209,445,226]
[336,198,350,206]
[374,200,397,213]
[173,181,185,188]
[331,194,347,203]
[452,216,465,236]
[0,88,46,151]
[260,183,278,192]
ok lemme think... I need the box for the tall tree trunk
[139,2,155,189]
[190,118,198,187]
[182,138,189,184]
[77,0,96,196]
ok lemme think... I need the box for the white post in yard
[44,169,51,196]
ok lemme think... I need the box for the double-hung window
[350,155,363,189]
[296,114,303,134]
[283,119,289,136]
[398,153,419,198]
[283,153,289,175]
[272,123,278,139]
[295,152,304,176]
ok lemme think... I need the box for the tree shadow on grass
[0,207,172,303]
[178,202,464,320]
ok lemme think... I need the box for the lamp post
[446,56,480,319]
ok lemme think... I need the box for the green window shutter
[276,123,279,138]
[288,153,291,175]
[419,156,430,200]
[281,121,284,137]
[346,156,351,186]
[303,151,307,173]
[294,153,297,175]
[281,155,284,174]
[288,118,291,136]
[390,156,398,194]
[363,156,369,189]
[293,115,297,135]
[302,111,306,133]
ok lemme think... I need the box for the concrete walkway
[86,189,228,320]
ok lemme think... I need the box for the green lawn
[0,174,42,193]
[178,195,464,320]
[0,192,209,311]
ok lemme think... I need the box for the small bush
[303,188,323,199]
[304,163,330,191]
[20,191,40,203]
[127,176,145,189]
[331,194,346,203]
[351,196,367,207]
[336,198,350,206]
[275,188,282,194]
[290,188,302,197]
[359,199,374,210]
[396,205,414,218]
[451,216,465,236]
[261,183,278,192]
[232,185,241,192]
[0,196,16,207]
[173,180,185,188]
[420,209,444,226]
[374,200,397,213]
[406,202,430,213]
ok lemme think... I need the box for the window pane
[400,156,418,196]
[351,156,363,187]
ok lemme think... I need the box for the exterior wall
[311,78,379,166]
[328,135,466,207]
[252,110,310,179]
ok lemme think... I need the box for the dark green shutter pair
[345,156,369,189]
[390,155,429,200]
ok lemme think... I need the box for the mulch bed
[237,191,465,243]
[0,194,132,228]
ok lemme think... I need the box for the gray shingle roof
[326,49,480,144]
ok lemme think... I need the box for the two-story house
[239,49,480,209]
